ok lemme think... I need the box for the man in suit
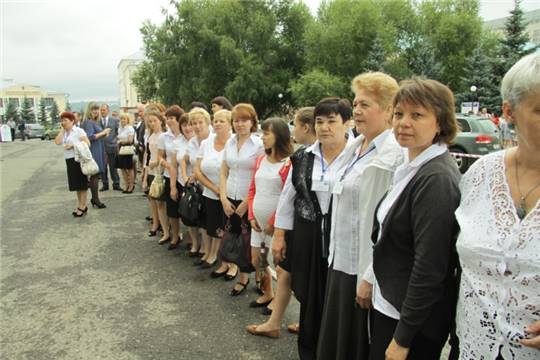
[100,103,121,191]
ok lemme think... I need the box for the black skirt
[116,153,133,169]
[65,158,88,191]
[278,230,294,272]
[204,197,225,238]
[164,177,181,218]
[317,268,369,360]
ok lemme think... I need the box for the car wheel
[450,146,470,174]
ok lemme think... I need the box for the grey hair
[501,53,540,107]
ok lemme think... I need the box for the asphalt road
[0,139,300,359]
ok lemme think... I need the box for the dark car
[451,114,502,173]
[41,124,62,140]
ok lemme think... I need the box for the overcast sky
[2,0,539,102]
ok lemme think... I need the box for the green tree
[289,69,348,107]
[49,100,60,125]
[365,36,386,72]
[38,98,48,125]
[132,60,158,102]
[20,97,35,123]
[5,101,19,122]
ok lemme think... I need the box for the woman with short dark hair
[211,96,233,113]
[55,111,90,217]
[369,78,461,360]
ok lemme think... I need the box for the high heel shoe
[158,237,171,245]
[73,207,88,217]
[90,199,106,209]
[72,207,88,215]
[148,230,158,237]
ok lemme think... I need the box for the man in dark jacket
[99,104,120,191]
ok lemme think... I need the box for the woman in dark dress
[81,102,110,209]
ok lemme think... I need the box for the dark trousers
[102,151,119,187]
[10,128,15,141]
[20,130,25,141]
[369,309,445,360]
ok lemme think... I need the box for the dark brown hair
[261,117,294,158]
[211,96,233,110]
[232,103,258,133]
[178,113,190,135]
[164,105,184,122]
[314,97,352,123]
[393,78,457,144]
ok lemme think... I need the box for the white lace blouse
[455,151,540,360]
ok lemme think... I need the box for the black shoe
[90,199,106,209]
[261,307,273,316]
[188,250,199,258]
[193,258,205,266]
[224,270,238,281]
[158,237,171,245]
[200,260,217,269]
[73,207,88,217]
[168,242,179,250]
[210,269,227,278]
[113,185,122,191]
[100,186,109,191]
[145,216,152,221]
[148,230,158,237]
[230,279,250,297]
[249,298,273,308]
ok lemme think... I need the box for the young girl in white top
[220,103,265,296]
[195,109,231,269]
[142,111,168,243]
[116,113,135,193]
[55,111,90,217]
[181,108,211,257]
[246,118,293,309]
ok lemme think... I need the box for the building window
[8,98,20,107]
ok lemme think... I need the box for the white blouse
[158,130,183,178]
[274,138,352,231]
[223,134,264,201]
[185,136,203,177]
[117,125,135,142]
[455,151,540,360]
[197,135,224,200]
[62,127,87,159]
[175,136,190,186]
[147,133,161,176]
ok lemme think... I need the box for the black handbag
[178,184,203,226]
[219,215,251,270]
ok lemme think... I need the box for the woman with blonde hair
[81,102,110,209]
[116,113,136,193]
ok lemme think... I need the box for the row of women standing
[248,55,540,360]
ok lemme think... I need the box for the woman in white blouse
[317,72,403,360]
[220,103,264,296]
[116,113,135,193]
[455,53,540,359]
[142,110,169,243]
[55,111,90,217]
[182,108,211,257]
[194,109,232,268]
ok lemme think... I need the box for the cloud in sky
[2,0,539,102]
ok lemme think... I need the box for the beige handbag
[118,145,136,155]
[149,165,165,199]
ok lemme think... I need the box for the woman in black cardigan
[369,78,461,360]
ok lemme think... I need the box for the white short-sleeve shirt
[175,136,190,186]
[223,134,264,201]
[62,127,87,159]
[197,134,224,200]
[158,130,183,178]
[117,125,135,142]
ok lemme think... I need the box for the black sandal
[230,279,250,297]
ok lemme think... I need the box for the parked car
[41,124,62,140]
[25,123,45,139]
[451,114,502,173]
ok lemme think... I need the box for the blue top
[81,119,107,173]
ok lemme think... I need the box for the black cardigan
[372,151,461,348]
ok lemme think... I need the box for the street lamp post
[470,85,478,114]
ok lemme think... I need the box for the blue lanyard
[338,144,376,182]
[319,143,331,181]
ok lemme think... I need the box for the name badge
[311,179,330,192]
[332,182,344,195]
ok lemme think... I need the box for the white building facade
[118,50,145,112]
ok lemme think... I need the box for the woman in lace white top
[455,53,540,360]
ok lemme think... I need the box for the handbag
[178,184,203,226]
[80,159,100,176]
[118,145,135,155]
[219,215,251,270]
[149,165,165,199]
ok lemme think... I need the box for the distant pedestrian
[100,104,121,191]
[18,120,26,141]
[7,118,16,141]
[116,113,136,193]
[54,111,90,217]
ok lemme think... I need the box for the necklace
[514,154,540,220]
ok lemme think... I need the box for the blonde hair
[120,113,133,126]
[351,72,399,109]
[188,108,212,125]
[213,109,232,124]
